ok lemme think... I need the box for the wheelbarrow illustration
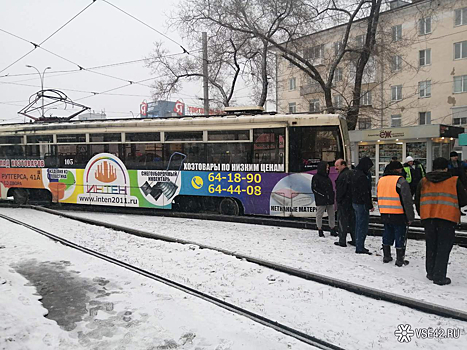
[140,152,186,201]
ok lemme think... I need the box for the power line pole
[202,32,209,115]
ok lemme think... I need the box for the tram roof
[0,113,343,134]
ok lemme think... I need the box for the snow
[0,216,314,350]
[1,206,467,349]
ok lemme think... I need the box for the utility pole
[202,32,209,115]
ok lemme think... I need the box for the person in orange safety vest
[415,157,467,285]
[377,161,414,266]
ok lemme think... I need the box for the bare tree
[175,0,384,129]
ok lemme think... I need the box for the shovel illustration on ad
[140,152,186,201]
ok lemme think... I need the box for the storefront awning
[349,124,464,143]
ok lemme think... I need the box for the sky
[0,0,218,124]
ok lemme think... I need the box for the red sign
[174,100,184,116]
[140,102,148,117]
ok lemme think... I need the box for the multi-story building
[276,0,467,176]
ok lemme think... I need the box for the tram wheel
[13,188,29,205]
[219,198,240,216]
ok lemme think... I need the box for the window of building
[288,102,297,113]
[356,34,365,48]
[358,118,371,130]
[391,114,402,127]
[419,49,431,66]
[304,45,323,60]
[455,7,467,26]
[335,68,343,82]
[391,55,402,71]
[309,99,320,112]
[289,77,296,90]
[419,80,432,98]
[419,111,431,125]
[452,106,467,125]
[419,17,432,35]
[392,24,402,42]
[454,75,467,93]
[454,41,467,59]
[333,94,343,108]
[391,85,402,101]
[334,41,343,56]
[361,91,372,106]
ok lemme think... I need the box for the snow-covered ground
[1,207,466,350]
[0,217,314,350]
[0,208,467,350]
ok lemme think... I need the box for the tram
[0,111,350,216]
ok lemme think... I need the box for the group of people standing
[311,152,467,286]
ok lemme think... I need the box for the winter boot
[318,229,325,237]
[382,245,393,263]
[433,277,451,285]
[395,248,409,267]
[330,228,338,237]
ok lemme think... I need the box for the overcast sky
[0,0,218,123]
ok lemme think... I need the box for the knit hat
[433,157,449,170]
[405,156,414,163]
[387,161,403,171]
[450,151,458,157]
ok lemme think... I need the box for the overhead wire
[0,0,97,74]
[101,0,189,54]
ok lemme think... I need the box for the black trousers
[423,218,456,281]
[337,204,355,245]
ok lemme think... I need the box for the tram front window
[289,126,343,172]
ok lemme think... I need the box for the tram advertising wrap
[0,153,338,217]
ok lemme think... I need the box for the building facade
[277,0,467,133]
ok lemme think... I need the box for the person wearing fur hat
[415,157,467,285]
[403,156,425,196]
[378,161,415,266]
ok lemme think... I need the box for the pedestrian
[403,156,426,196]
[448,151,467,216]
[377,161,414,266]
[351,157,374,254]
[415,157,467,285]
[334,159,355,247]
[312,161,337,238]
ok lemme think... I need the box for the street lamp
[26,65,52,118]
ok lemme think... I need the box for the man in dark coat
[334,159,355,247]
[415,157,467,285]
[351,157,374,254]
[312,161,336,237]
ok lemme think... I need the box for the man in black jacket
[351,157,374,254]
[334,159,355,247]
[312,161,336,237]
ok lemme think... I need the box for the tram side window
[206,143,251,165]
[26,144,57,167]
[252,128,285,165]
[289,126,342,172]
[0,145,25,157]
[164,143,206,170]
[57,144,90,168]
[124,143,165,170]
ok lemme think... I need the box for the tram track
[2,201,464,246]
[3,202,467,323]
[0,212,343,350]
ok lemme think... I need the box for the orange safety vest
[377,176,404,214]
[420,176,460,223]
